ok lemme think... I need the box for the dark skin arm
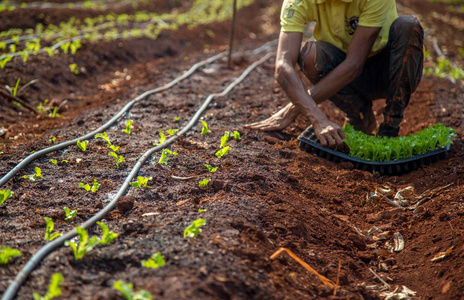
[246,25,382,150]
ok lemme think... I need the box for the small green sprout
[174,117,180,122]
[78,179,100,192]
[44,217,61,241]
[77,140,88,152]
[65,222,117,260]
[49,137,57,143]
[167,128,178,135]
[141,252,165,269]
[220,131,229,148]
[95,132,111,146]
[109,144,120,152]
[205,164,218,173]
[113,280,152,300]
[152,131,166,146]
[232,130,241,140]
[33,273,63,300]
[215,146,230,158]
[69,64,79,75]
[122,120,133,134]
[200,120,211,134]
[158,149,178,165]
[129,176,153,188]
[61,160,68,164]
[22,167,43,182]
[50,159,58,165]
[64,207,77,221]
[198,208,206,213]
[50,106,62,118]
[0,189,14,206]
[199,179,211,187]
[109,151,125,168]
[184,218,206,238]
[0,246,21,264]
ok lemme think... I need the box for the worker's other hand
[244,103,299,131]
[314,119,348,152]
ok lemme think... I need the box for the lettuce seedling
[44,217,61,241]
[109,144,120,152]
[215,146,230,158]
[167,128,178,135]
[220,131,229,148]
[0,246,21,264]
[65,222,117,260]
[232,130,241,140]
[152,131,166,146]
[79,179,100,192]
[95,132,112,146]
[200,120,211,134]
[0,189,13,206]
[33,273,63,300]
[63,207,77,221]
[97,221,118,245]
[69,64,79,75]
[49,137,57,143]
[23,167,43,182]
[109,151,125,168]
[174,117,180,122]
[141,252,165,269]
[50,159,58,165]
[158,149,178,165]
[129,176,153,188]
[198,208,206,213]
[77,140,88,152]
[184,218,206,238]
[199,178,210,187]
[113,280,152,300]
[122,120,133,134]
[50,107,63,118]
[204,164,218,173]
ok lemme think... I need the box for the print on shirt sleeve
[345,16,359,35]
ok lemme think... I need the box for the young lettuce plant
[49,159,58,165]
[158,149,178,165]
[184,218,206,238]
[152,131,166,146]
[109,151,125,168]
[204,164,218,173]
[77,140,88,152]
[0,189,14,206]
[44,217,61,241]
[200,120,211,134]
[94,132,112,146]
[129,176,152,188]
[0,246,21,264]
[232,130,241,140]
[215,146,230,158]
[33,273,63,300]
[113,280,152,300]
[167,128,178,135]
[199,178,211,187]
[63,207,77,221]
[220,131,229,148]
[122,120,133,134]
[141,252,165,269]
[23,167,43,182]
[79,179,100,192]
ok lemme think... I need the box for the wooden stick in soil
[0,89,38,115]
[227,0,237,69]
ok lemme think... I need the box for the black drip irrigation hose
[1,49,275,300]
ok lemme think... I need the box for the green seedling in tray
[22,166,43,182]
[141,252,165,269]
[0,246,21,264]
[184,218,206,238]
[113,280,152,300]
[64,207,77,221]
[44,217,61,241]
[0,189,13,206]
[33,273,63,300]
[122,120,133,134]
[79,179,100,192]
[129,176,152,188]
[343,123,456,161]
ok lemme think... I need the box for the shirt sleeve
[358,0,395,28]
[280,0,308,33]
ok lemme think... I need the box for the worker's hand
[313,119,348,152]
[244,103,300,131]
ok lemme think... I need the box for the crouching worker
[245,0,424,150]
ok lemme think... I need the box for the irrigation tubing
[1,51,275,300]
[0,52,225,187]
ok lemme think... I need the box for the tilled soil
[1,1,464,300]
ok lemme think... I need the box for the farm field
[0,0,464,299]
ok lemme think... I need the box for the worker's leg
[298,41,377,135]
[378,16,424,137]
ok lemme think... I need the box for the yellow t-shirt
[280,0,398,54]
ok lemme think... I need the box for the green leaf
[200,120,211,134]
[215,146,230,158]
[232,130,241,140]
[174,117,180,122]
[129,176,152,188]
[64,207,77,221]
[199,178,210,187]
[183,218,206,238]
[204,164,218,173]
[0,189,14,206]
[198,208,206,213]
[109,152,125,168]
[141,252,165,269]
[91,179,100,192]
[44,217,61,241]
[95,132,111,146]
[113,280,152,300]
[97,221,118,244]
[158,149,178,165]
[77,140,88,152]
[34,273,64,300]
[78,183,91,191]
[0,246,21,264]
[50,159,58,165]
[220,131,229,148]
[65,227,99,260]
[122,120,133,134]
[49,137,57,143]
[167,128,178,135]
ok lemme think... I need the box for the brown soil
[1,1,463,300]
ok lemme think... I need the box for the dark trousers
[298,16,424,136]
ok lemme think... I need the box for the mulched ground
[1,1,463,299]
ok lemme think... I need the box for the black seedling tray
[298,126,450,176]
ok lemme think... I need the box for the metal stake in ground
[227,0,237,69]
